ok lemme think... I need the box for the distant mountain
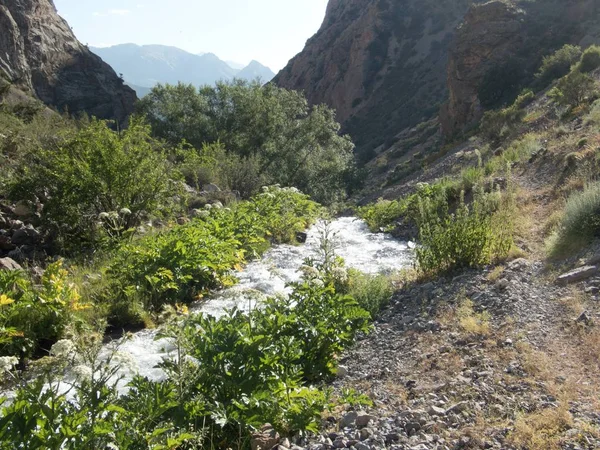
[226,60,246,70]
[237,60,276,83]
[91,44,275,97]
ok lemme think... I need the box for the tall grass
[548,181,600,257]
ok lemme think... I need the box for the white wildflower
[50,339,76,359]
[261,186,270,193]
[98,212,110,220]
[71,364,93,382]
[119,208,132,216]
[212,201,223,209]
[198,210,210,219]
[299,265,320,279]
[113,351,139,374]
[204,203,213,210]
[312,278,324,288]
[331,267,348,283]
[0,356,18,374]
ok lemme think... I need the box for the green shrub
[549,181,600,256]
[480,90,534,143]
[535,45,582,86]
[345,269,394,318]
[103,186,320,320]
[357,198,407,232]
[416,188,514,274]
[578,45,600,73]
[9,117,179,251]
[0,262,85,358]
[548,70,598,108]
[1,270,370,448]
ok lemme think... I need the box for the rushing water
[113,217,415,385]
[3,217,415,398]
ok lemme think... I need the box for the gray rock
[11,227,40,246]
[576,311,593,325]
[0,257,22,271]
[340,411,359,428]
[557,266,598,285]
[356,412,375,428]
[13,201,32,217]
[203,183,221,193]
[445,401,469,415]
[355,443,370,450]
[427,405,446,416]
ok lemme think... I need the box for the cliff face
[442,0,600,136]
[274,0,474,162]
[0,0,136,124]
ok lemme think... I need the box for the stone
[355,412,375,428]
[0,235,16,251]
[296,232,308,243]
[251,424,280,450]
[11,227,40,246]
[0,257,22,271]
[340,411,359,428]
[427,405,446,416]
[176,217,190,225]
[445,402,469,415]
[557,266,598,285]
[576,311,593,326]
[336,365,348,378]
[13,201,32,217]
[354,443,370,450]
[203,183,221,193]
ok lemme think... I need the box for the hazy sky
[53,0,329,72]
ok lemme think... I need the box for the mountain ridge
[91,44,275,97]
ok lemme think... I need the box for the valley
[1,0,600,449]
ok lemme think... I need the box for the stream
[115,217,415,384]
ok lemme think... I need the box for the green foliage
[357,198,407,232]
[416,187,514,275]
[103,186,320,321]
[480,90,534,143]
[548,181,600,257]
[1,264,371,448]
[137,80,355,204]
[535,45,582,86]
[548,70,598,108]
[9,117,179,251]
[0,262,85,358]
[345,269,394,319]
[578,45,600,73]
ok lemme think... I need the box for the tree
[10,117,178,249]
[137,80,355,203]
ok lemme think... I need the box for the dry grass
[486,266,505,282]
[457,299,491,337]
[509,402,573,450]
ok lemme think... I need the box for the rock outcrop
[274,0,473,161]
[0,0,136,124]
[441,0,600,137]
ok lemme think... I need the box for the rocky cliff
[0,0,136,124]
[274,0,474,162]
[441,0,600,136]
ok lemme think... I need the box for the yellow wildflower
[0,294,15,307]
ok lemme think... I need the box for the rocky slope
[274,0,474,162]
[0,0,135,124]
[441,0,600,136]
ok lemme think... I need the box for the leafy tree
[137,80,355,203]
[548,70,598,107]
[535,44,582,86]
[579,45,600,73]
[9,117,179,250]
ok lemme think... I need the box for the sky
[53,0,329,72]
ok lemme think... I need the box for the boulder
[251,424,279,450]
[557,266,598,285]
[11,227,41,246]
[202,183,221,193]
[0,257,22,271]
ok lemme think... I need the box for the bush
[345,269,394,318]
[549,181,600,256]
[357,198,407,232]
[9,118,179,251]
[535,45,582,86]
[416,187,514,274]
[0,262,86,358]
[548,70,598,108]
[578,45,600,73]
[1,268,370,448]
[102,186,320,321]
[480,90,534,143]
